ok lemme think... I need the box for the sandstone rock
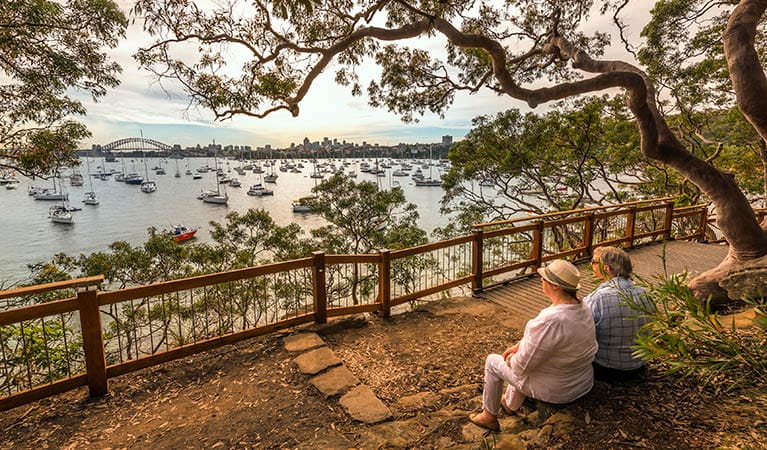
[283,333,325,352]
[357,420,422,448]
[310,365,359,397]
[293,347,342,375]
[496,434,527,450]
[439,383,480,396]
[296,430,353,449]
[524,410,540,425]
[397,391,440,409]
[499,416,529,434]
[544,411,576,429]
[461,422,496,441]
[339,385,392,424]
[721,255,767,301]
[517,429,538,442]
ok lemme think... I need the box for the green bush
[630,271,767,392]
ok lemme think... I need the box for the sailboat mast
[213,139,221,196]
[141,130,150,182]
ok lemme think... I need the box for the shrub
[630,270,767,392]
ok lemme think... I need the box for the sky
[76,1,653,149]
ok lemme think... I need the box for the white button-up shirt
[508,303,598,404]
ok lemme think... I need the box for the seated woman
[470,259,598,432]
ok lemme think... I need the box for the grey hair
[593,246,633,278]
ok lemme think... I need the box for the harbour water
[0,157,453,283]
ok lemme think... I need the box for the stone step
[293,346,342,375]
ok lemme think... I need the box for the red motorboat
[167,225,198,243]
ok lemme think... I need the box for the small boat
[229,178,242,187]
[479,179,494,187]
[247,183,273,196]
[202,143,228,205]
[291,199,312,213]
[166,225,197,243]
[5,181,19,190]
[202,193,228,204]
[347,171,357,178]
[264,173,278,183]
[28,185,45,196]
[197,189,217,200]
[140,181,157,193]
[114,173,126,182]
[70,173,84,186]
[125,173,143,185]
[414,178,442,187]
[156,168,166,175]
[49,205,74,224]
[34,189,68,201]
[83,191,99,205]
[192,173,202,180]
[392,170,409,177]
[83,158,99,205]
[185,169,193,175]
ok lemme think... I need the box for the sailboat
[140,132,157,193]
[115,156,126,182]
[414,149,442,187]
[202,142,228,204]
[34,174,69,201]
[264,150,278,182]
[49,176,74,224]
[83,158,99,205]
[174,158,181,178]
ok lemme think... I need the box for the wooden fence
[0,197,762,411]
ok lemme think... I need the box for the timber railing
[0,196,739,411]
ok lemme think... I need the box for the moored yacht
[140,180,157,193]
[49,205,74,224]
[247,183,273,196]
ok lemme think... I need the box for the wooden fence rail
[0,197,728,411]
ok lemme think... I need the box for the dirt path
[1,297,765,449]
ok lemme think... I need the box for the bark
[760,139,767,208]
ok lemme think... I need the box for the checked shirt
[583,277,650,370]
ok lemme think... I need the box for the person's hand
[502,342,520,363]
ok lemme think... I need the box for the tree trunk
[760,139,767,208]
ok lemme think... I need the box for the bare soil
[1,297,765,449]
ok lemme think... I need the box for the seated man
[584,247,650,382]
[469,259,597,432]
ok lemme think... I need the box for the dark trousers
[593,362,645,383]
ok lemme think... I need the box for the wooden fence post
[663,201,674,240]
[378,249,391,319]
[698,207,709,242]
[531,221,545,270]
[582,213,595,258]
[471,229,484,294]
[77,286,108,397]
[625,206,637,248]
[311,251,327,325]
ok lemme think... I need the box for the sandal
[468,413,500,432]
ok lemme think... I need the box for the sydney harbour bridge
[99,137,174,152]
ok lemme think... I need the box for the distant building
[442,135,453,147]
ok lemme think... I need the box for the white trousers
[482,353,529,415]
